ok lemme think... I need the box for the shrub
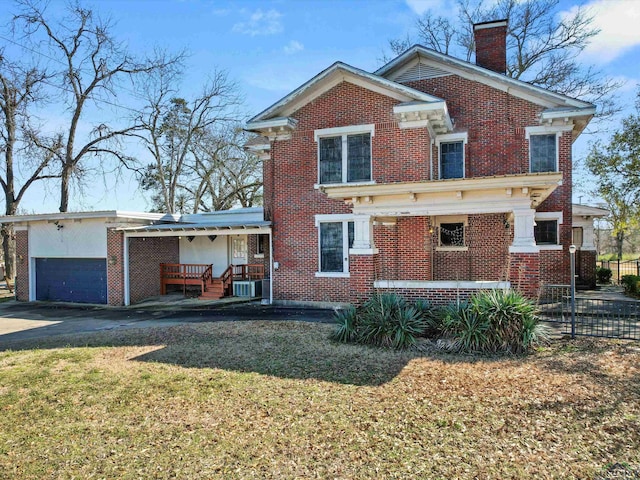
[330,306,359,343]
[439,290,548,354]
[621,275,640,296]
[330,294,428,350]
[413,299,441,337]
[596,267,612,284]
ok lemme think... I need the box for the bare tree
[14,0,183,212]
[0,52,62,280]
[137,69,243,213]
[384,0,620,120]
[186,125,262,212]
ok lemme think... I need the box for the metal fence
[538,285,640,340]
[597,260,640,284]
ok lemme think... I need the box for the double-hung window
[436,133,467,180]
[317,219,354,274]
[316,125,374,184]
[440,141,464,179]
[529,134,557,172]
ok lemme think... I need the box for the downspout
[430,138,434,180]
[269,230,273,305]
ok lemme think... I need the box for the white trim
[509,245,540,254]
[315,272,350,278]
[314,213,353,226]
[374,280,510,289]
[436,133,468,180]
[525,125,573,137]
[14,226,28,231]
[527,130,562,173]
[473,20,508,30]
[538,245,564,251]
[435,214,468,248]
[314,181,376,190]
[254,253,265,259]
[436,246,469,252]
[535,211,563,224]
[123,236,130,306]
[349,248,379,255]
[313,124,375,141]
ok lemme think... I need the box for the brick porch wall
[129,237,179,304]
[107,229,125,305]
[15,230,28,301]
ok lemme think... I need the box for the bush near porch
[331,290,549,353]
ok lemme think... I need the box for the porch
[160,263,265,300]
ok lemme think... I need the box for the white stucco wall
[29,219,108,258]
[179,236,229,276]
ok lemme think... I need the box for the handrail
[231,263,265,280]
[220,264,234,296]
[201,264,213,289]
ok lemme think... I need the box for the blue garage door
[36,258,107,304]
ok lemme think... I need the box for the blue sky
[2,0,640,213]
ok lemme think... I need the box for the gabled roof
[375,45,595,111]
[247,61,445,124]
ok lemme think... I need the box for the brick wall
[578,250,597,288]
[129,237,179,304]
[247,233,270,278]
[106,229,124,305]
[374,287,488,306]
[265,72,573,304]
[509,252,540,298]
[15,230,28,301]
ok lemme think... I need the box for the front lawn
[0,321,639,479]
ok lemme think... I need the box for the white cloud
[283,40,304,55]
[232,9,283,36]
[405,0,443,16]
[562,0,640,64]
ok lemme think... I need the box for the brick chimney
[473,19,508,74]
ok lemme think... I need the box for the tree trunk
[1,224,16,282]
[59,164,72,212]
[616,231,624,260]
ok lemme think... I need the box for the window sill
[314,181,376,190]
[315,272,350,278]
[436,246,469,252]
[254,254,265,259]
[538,244,563,251]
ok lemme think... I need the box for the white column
[350,214,378,254]
[123,234,130,306]
[509,208,540,253]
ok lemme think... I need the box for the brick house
[246,20,597,306]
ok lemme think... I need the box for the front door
[229,235,248,265]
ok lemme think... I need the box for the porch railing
[160,263,211,295]
[232,264,265,280]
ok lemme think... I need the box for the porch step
[198,280,225,300]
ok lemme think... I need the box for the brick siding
[265,70,573,305]
[15,230,28,301]
[106,229,125,305]
[128,237,179,304]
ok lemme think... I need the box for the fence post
[618,260,621,285]
[570,245,577,339]
[637,260,639,277]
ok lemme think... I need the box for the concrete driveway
[0,300,334,345]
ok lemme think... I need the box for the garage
[35,258,107,304]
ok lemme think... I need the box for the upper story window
[530,134,557,173]
[436,132,467,180]
[440,142,464,179]
[315,125,374,185]
[525,126,572,174]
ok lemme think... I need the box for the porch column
[350,214,379,304]
[508,208,540,298]
[509,208,538,253]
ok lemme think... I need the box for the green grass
[0,321,639,479]
[598,253,640,261]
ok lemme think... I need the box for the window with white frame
[435,215,468,250]
[440,141,464,179]
[437,132,467,180]
[534,219,558,244]
[529,134,557,172]
[256,234,267,255]
[316,125,374,184]
[318,220,354,273]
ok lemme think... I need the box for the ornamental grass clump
[441,290,549,354]
[330,294,428,350]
